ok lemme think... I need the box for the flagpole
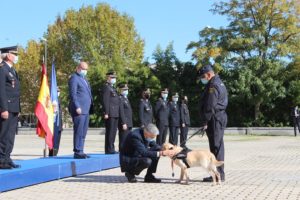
[42,37,48,158]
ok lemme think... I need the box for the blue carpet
[0,154,119,192]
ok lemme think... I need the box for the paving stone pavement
[1,133,300,200]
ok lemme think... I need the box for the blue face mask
[162,93,168,100]
[146,137,156,143]
[111,78,116,85]
[79,69,87,77]
[122,90,129,97]
[201,78,209,85]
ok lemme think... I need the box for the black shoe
[0,163,13,169]
[83,154,90,158]
[202,176,225,182]
[105,151,118,154]
[125,172,137,183]
[74,154,87,159]
[144,174,161,183]
[9,162,21,168]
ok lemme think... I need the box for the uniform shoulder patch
[209,87,215,93]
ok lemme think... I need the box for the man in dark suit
[168,93,180,145]
[0,46,21,169]
[118,83,133,151]
[139,88,153,128]
[102,71,119,154]
[180,96,190,148]
[68,62,93,159]
[120,123,175,183]
[155,88,169,145]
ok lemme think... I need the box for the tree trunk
[254,101,261,122]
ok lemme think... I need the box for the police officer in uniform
[180,96,190,148]
[155,88,169,145]
[0,46,21,169]
[168,93,180,145]
[291,106,300,136]
[199,64,228,182]
[102,71,119,154]
[139,88,153,128]
[118,83,133,150]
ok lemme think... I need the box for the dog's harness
[171,147,192,177]
[172,148,192,168]
[170,128,205,177]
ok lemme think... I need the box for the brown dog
[162,143,224,185]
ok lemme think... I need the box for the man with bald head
[68,61,93,159]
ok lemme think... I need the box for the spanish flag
[34,64,54,149]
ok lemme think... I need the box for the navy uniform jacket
[154,98,169,126]
[139,99,153,127]
[68,72,92,116]
[121,128,160,158]
[180,103,190,126]
[0,61,20,113]
[119,95,133,127]
[199,74,228,125]
[102,82,119,118]
[169,101,180,127]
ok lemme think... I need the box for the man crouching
[120,123,175,183]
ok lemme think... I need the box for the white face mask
[13,56,18,64]
[80,69,87,77]
[111,78,116,85]
[173,97,178,102]
[162,93,168,100]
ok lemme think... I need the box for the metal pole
[43,38,47,157]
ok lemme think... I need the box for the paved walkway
[1,133,300,200]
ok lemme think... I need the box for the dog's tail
[213,160,224,167]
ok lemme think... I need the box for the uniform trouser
[105,117,119,153]
[118,126,132,151]
[206,113,227,179]
[169,126,179,145]
[156,122,168,145]
[293,117,300,136]
[180,126,189,147]
[121,156,159,176]
[0,112,18,164]
[72,114,89,154]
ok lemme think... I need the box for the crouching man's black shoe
[125,172,137,183]
[144,174,161,183]
[9,162,21,169]
[202,176,225,182]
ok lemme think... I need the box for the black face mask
[145,94,150,99]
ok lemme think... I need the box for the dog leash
[179,127,206,147]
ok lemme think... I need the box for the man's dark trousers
[0,112,18,164]
[206,112,227,179]
[105,117,119,153]
[72,114,89,154]
[156,122,168,145]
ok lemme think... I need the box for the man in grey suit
[68,62,93,159]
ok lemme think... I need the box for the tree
[17,40,43,114]
[188,0,300,126]
[43,3,145,126]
